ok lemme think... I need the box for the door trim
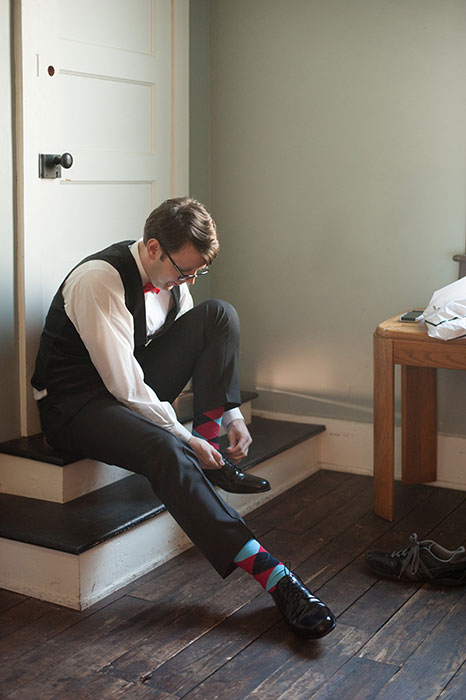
[14,0,190,436]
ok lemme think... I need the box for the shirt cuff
[222,407,244,428]
[172,420,193,442]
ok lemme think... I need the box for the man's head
[141,197,219,290]
[143,197,219,263]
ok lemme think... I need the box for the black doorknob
[53,153,73,169]
[39,152,75,178]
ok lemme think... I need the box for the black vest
[31,241,180,413]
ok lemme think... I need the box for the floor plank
[103,573,263,683]
[0,589,27,614]
[49,673,164,700]
[170,622,300,700]
[438,661,466,700]
[308,656,399,700]
[360,585,465,666]
[137,595,281,696]
[246,470,355,537]
[0,596,156,697]
[243,623,368,700]
[372,589,466,700]
[0,598,55,641]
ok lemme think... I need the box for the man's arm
[63,261,192,442]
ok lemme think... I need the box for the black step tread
[0,390,259,466]
[0,417,324,555]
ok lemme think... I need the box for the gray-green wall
[190,0,466,435]
[0,0,20,442]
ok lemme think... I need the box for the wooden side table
[373,313,466,521]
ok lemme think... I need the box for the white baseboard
[437,433,466,491]
[0,437,320,609]
[253,409,466,492]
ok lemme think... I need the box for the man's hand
[188,435,225,469]
[226,419,252,464]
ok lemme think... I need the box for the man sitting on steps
[31,196,336,639]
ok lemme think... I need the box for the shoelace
[280,563,321,604]
[390,533,433,580]
[221,456,242,479]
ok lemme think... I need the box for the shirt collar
[130,239,150,286]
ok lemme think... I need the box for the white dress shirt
[36,240,243,442]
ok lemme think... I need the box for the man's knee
[198,299,240,334]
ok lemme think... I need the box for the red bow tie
[144,282,160,294]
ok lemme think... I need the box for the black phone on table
[400,309,424,323]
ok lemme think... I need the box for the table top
[376,312,466,345]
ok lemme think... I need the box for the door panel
[60,0,153,54]
[58,76,153,152]
[17,0,188,433]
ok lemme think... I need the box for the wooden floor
[1,470,465,700]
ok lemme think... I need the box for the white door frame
[14,0,189,437]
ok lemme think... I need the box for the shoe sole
[366,567,466,587]
[218,485,272,494]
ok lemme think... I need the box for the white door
[16,0,189,434]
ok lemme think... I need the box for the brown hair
[143,197,219,264]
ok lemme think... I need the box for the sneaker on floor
[365,533,466,586]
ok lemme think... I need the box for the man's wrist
[222,407,244,428]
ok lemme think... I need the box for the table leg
[373,333,395,521]
[401,365,437,484]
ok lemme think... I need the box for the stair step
[0,391,258,503]
[0,416,325,609]
[0,417,324,555]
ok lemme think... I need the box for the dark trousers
[39,299,254,577]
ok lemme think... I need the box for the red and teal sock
[234,539,287,592]
[192,406,224,449]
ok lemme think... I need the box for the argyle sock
[234,539,287,592]
[192,406,224,449]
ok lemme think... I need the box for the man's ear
[146,238,162,259]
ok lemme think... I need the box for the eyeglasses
[163,248,209,281]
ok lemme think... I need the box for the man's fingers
[228,433,240,449]
[226,439,249,460]
[228,430,251,450]
[212,449,225,467]
[189,435,225,469]
[201,444,223,468]
[225,421,252,463]
[228,439,248,454]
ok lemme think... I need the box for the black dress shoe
[204,456,271,494]
[271,571,336,639]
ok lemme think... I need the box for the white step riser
[0,402,252,504]
[0,436,322,610]
[0,455,133,504]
